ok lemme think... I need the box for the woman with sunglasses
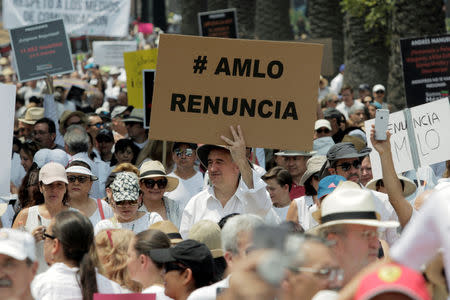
[286,156,327,230]
[138,160,181,228]
[13,162,74,274]
[66,159,114,227]
[32,210,124,300]
[94,172,163,235]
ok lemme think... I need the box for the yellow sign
[124,48,158,108]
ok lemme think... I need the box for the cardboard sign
[9,19,74,82]
[143,70,156,129]
[365,98,450,179]
[150,34,323,150]
[70,36,90,54]
[301,38,334,76]
[93,41,137,67]
[0,84,16,197]
[400,34,450,107]
[124,49,158,109]
[94,294,155,300]
[198,8,238,38]
[3,0,130,37]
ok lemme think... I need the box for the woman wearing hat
[13,162,75,274]
[94,172,163,235]
[138,160,181,228]
[286,156,327,231]
[66,159,114,226]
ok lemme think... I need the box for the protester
[127,229,172,298]
[95,229,141,292]
[94,172,163,234]
[18,107,45,142]
[31,210,124,299]
[323,108,346,143]
[20,141,39,172]
[110,138,140,167]
[0,228,38,300]
[336,85,355,119]
[149,220,184,246]
[262,166,293,220]
[33,117,63,150]
[95,129,115,163]
[122,108,148,149]
[360,156,373,187]
[372,84,388,110]
[17,163,43,211]
[314,119,332,140]
[330,64,344,95]
[139,160,181,227]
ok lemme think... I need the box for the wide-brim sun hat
[65,165,98,181]
[18,107,44,125]
[122,108,144,123]
[149,220,183,245]
[139,160,179,192]
[365,175,416,198]
[310,181,399,234]
[299,155,327,186]
[196,144,229,169]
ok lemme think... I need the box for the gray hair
[285,234,331,268]
[349,101,365,115]
[64,124,89,154]
[221,214,264,254]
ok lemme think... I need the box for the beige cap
[39,162,68,184]
[188,220,224,258]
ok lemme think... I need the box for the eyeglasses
[375,91,385,94]
[89,122,104,128]
[143,178,168,189]
[175,148,193,157]
[67,175,91,184]
[359,230,381,240]
[336,160,361,172]
[115,200,139,206]
[42,229,56,240]
[290,266,344,283]
[163,262,187,274]
[316,128,330,134]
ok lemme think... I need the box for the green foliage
[340,0,393,32]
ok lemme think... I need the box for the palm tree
[208,0,228,11]
[229,0,256,39]
[388,0,446,109]
[254,0,293,41]
[181,0,208,35]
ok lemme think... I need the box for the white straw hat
[139,160,179,192]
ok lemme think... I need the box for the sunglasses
[89,122,104,128]
[115,200,139,206]
[67,175,91,184]
[42,229,56,240]
[336,160,361,171]
[143,178,168,189]
[175,148,193,157]
[375,91,385,94]
[316,128,330,134]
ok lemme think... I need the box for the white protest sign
[0,84,16,197]
[366,98,450,179]
[93,41,137,67]
[3,0,130,37]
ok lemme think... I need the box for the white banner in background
[3,0,131,37]
[93,41,137,67]
[0,84,16,198]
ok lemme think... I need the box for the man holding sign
[179,125,272,238]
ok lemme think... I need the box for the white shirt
[187,276,230,300]
[142,285,173,300]
[329,73,343,95]
[31,262,124,300]
[180,170,272,238]
[264,207,282,225]
[94,212,163,235]
[293,196,317,231]
[336,101,354,120]
[272,205,290,221]
[390,185,450,291]
[164,171,204,212]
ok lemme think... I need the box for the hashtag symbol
[193,56,207,74]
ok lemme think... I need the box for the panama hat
[311,181,399,232]
[196,144,229,168]
[188,220,224,258]
[18,107,44,125]
[138,160,179,192]
[365,175,417,197]
[299,155,327,186]
[149,220,183,245]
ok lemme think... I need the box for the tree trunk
[181,0,208,35]
[308,0,344,76]
[228,0,256,39]
[255,0,294,41]
[208,0,228,11]
[153,0,167,31]
[343,9,390,97]
[388,0,446,109]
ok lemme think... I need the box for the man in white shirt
[179,125,272,238]
[336,85,355,120]
[165,142,204,212]
[330,64,344,95]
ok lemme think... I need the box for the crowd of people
[0,34,450,300]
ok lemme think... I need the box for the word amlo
[171,93,298,120]
[214,57,283,79]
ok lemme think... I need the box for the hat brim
[309,219,399,235]
[275,151,316,156]
[197,144,229,168]
[149,248,176,264]
[0,243,27,261]
[66,166,99,181]
[18,119,37,125]
[122,117,143,123]
[139,174,179,192]
[365,177,416,198]
[41,177,68,185]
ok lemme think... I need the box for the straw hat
[138,160,179,192]
[18,107,44,125]
[188,220,224,258]
[365,175,416,197]
[311,181,399,232]
[149,220,183,245]
[299,155,327,186]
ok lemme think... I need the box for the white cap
[372,84,385,93]
[314,119,331,131]
[0,229,36,261]
[34,149,69,168]
[111,105,128,118]
[39,162,68,184]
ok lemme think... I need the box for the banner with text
[365,98,450,179]
[400,34,450,107]
[150,34,323,150]
[93,41,137,67]
[124,49,158,109]
[3,0,130,37]
[9,19,74,82]
[198,8,238,38]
